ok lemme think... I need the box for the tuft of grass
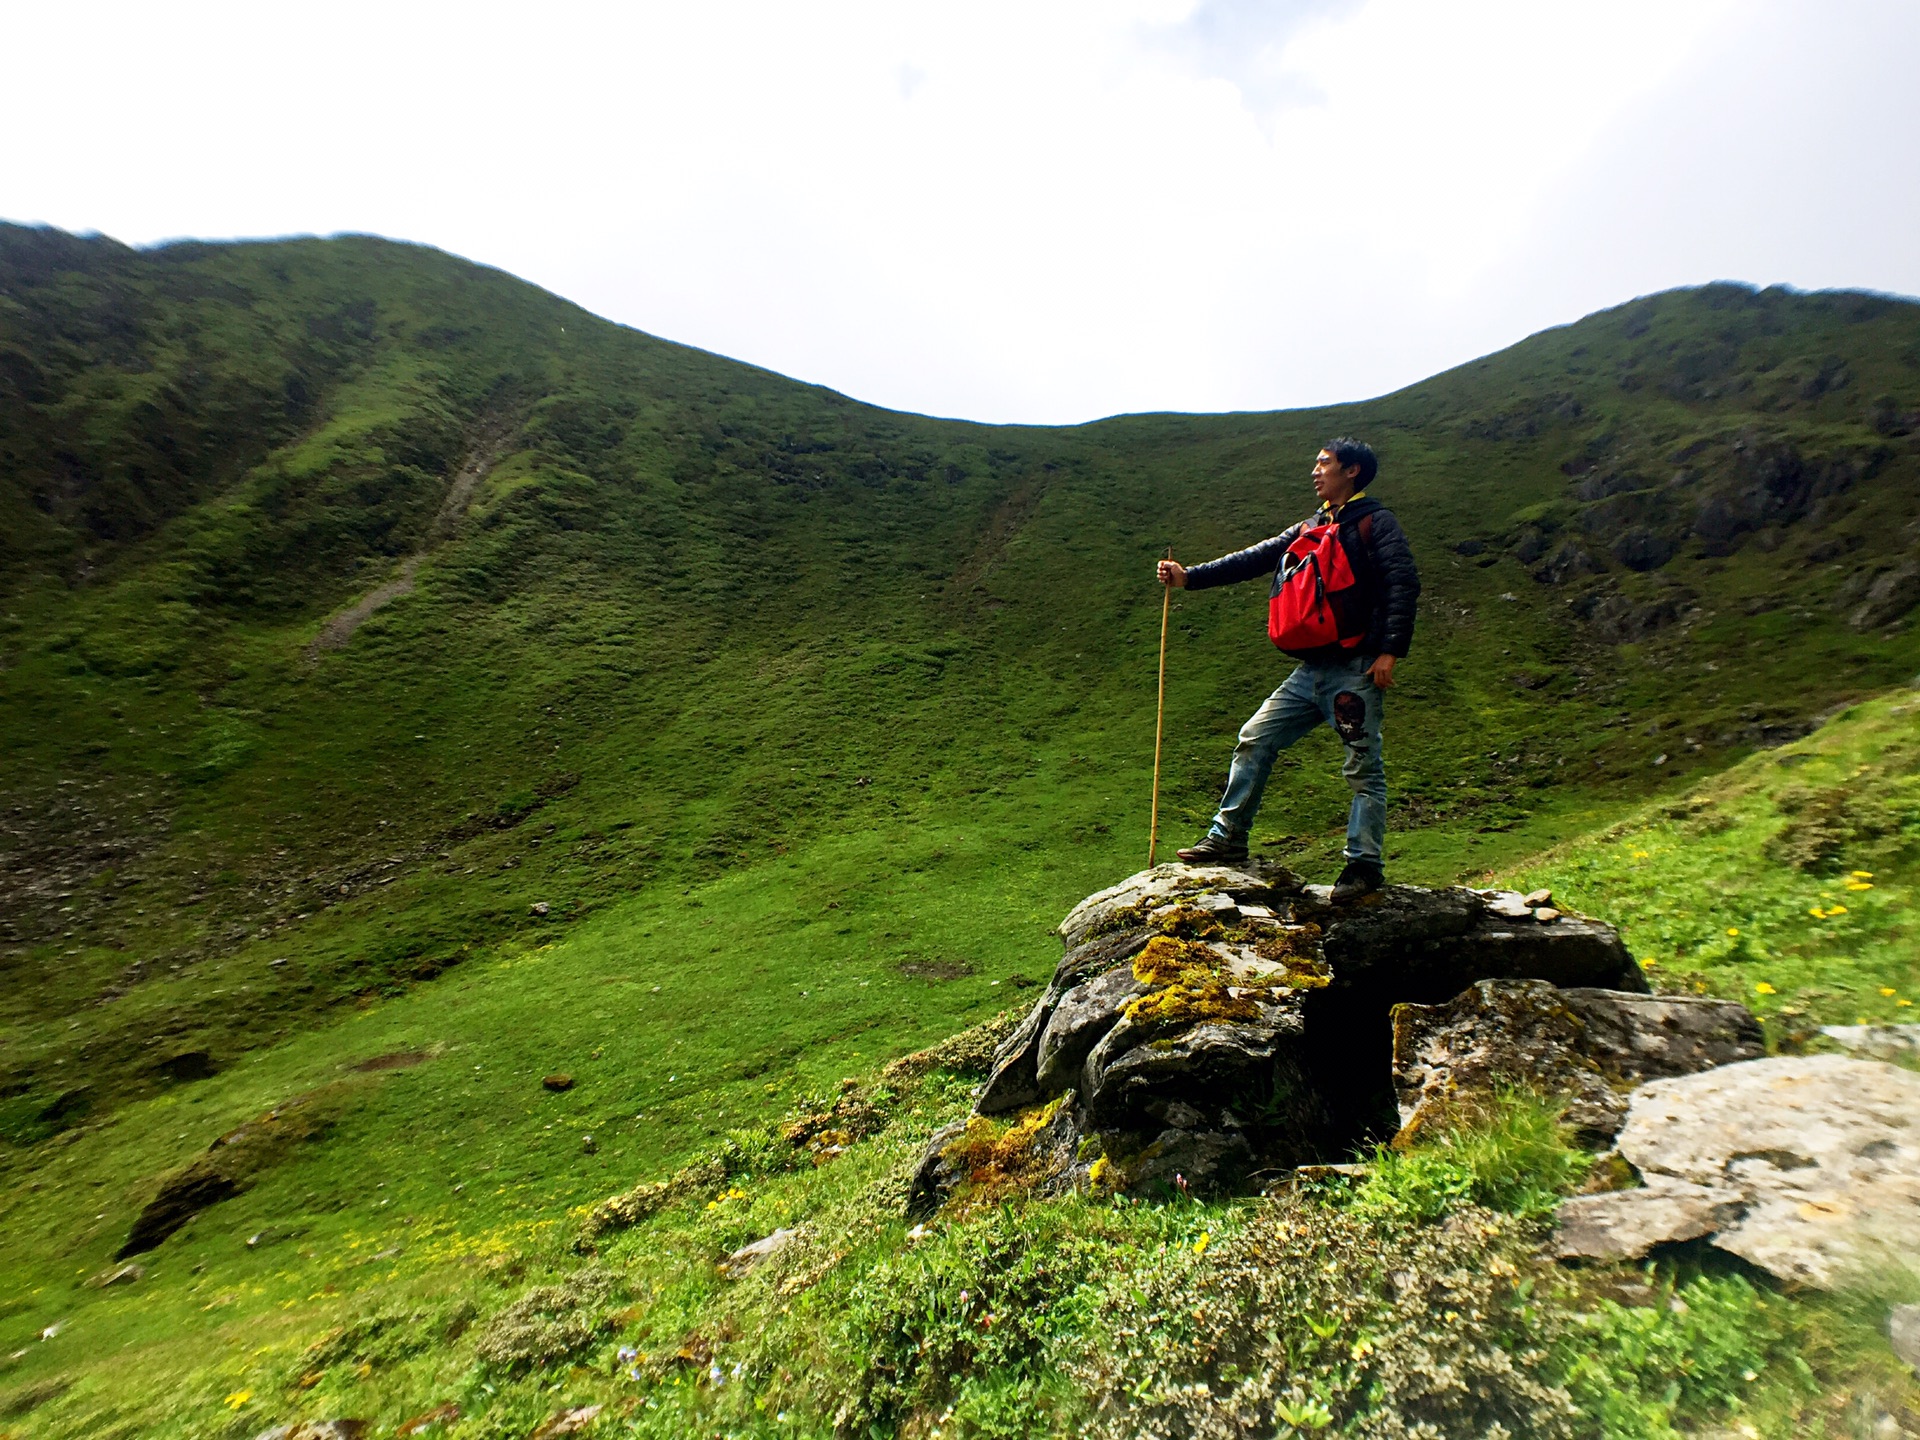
[1349,1090,1594,1226]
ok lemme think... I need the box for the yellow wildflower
[1900,1000,1913,1008]
[1639,957,1659,970]
[1846,881,1873,891]
[1754,982,1776,996]
[1880,988,1898,998]
[1851,870,1874,879]
[1828,904,1848,916]
[1809,907,1827,919]
[1726,927,1740,937]
[1194,1232,1210,1255]
[225,1391,253,1410]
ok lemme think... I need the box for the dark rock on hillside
[1610,526,1675,572]
[1391,979,1764,1147]
[1571,470,1648,502]
[37,1085,93,1124]
[1687,434,1878,557]
[1532,540,1606,585]
[119,1084,355,1257]
[1568,584,1693,643]
[156,1050,218,1082]
[121,1170,245,1258]
[908,863,1645,1217]
[976,927,1157,1113]
[1847,558,1920,630]
[1870,395,1920,437]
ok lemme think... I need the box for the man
[1156,437,1420,901]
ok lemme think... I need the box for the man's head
[1311,437,1378,506]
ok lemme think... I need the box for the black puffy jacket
[1182,495,1420,661]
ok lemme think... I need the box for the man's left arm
[1368,511,1421,689]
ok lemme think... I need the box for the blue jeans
[1208,654,1387,865]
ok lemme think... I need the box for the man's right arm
[1178,528,1298,592]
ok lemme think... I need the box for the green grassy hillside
[2,224,1918,1435]
[3,694,1913,1438]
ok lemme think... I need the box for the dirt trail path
[307,424,516,658]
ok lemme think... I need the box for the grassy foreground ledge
[3,690,1917,1438]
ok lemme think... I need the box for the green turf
[3,225,1919,1434]
[1503,686,1920,1037]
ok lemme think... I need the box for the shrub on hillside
[1066,1200,1578,1440]
[474,1266,623,1371]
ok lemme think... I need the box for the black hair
[1325,436,1378,488]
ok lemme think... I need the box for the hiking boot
[1330,859,1384,903]
[1174,832,1248,865]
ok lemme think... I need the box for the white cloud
[4,0,1916,423]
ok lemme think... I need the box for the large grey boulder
[1392,979,1764,1147]
[1554,1055,1920,1288]
[1819,1023,1920,1062]
[914,863,1646,1216]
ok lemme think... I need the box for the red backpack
[1269,512,1374,653]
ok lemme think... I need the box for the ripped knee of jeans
[1333,690,1369,745]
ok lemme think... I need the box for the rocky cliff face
[908,862,1657,1217]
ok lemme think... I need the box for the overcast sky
[8,1,1918,424]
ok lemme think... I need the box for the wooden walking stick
[1148,545,1173,868]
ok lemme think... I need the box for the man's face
[1311,449,1361,504]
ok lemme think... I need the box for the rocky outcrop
[1391,979,1764,1147]
[909,863,1645,1217]
[121,1084,355,1257]
[1553,1055,1920,1288]
[1846,557,1920,631]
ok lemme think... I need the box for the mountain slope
[1,224,1919,1432]
[3,226,1918,1130]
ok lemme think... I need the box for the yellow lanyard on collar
[1317,489,1366,523]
